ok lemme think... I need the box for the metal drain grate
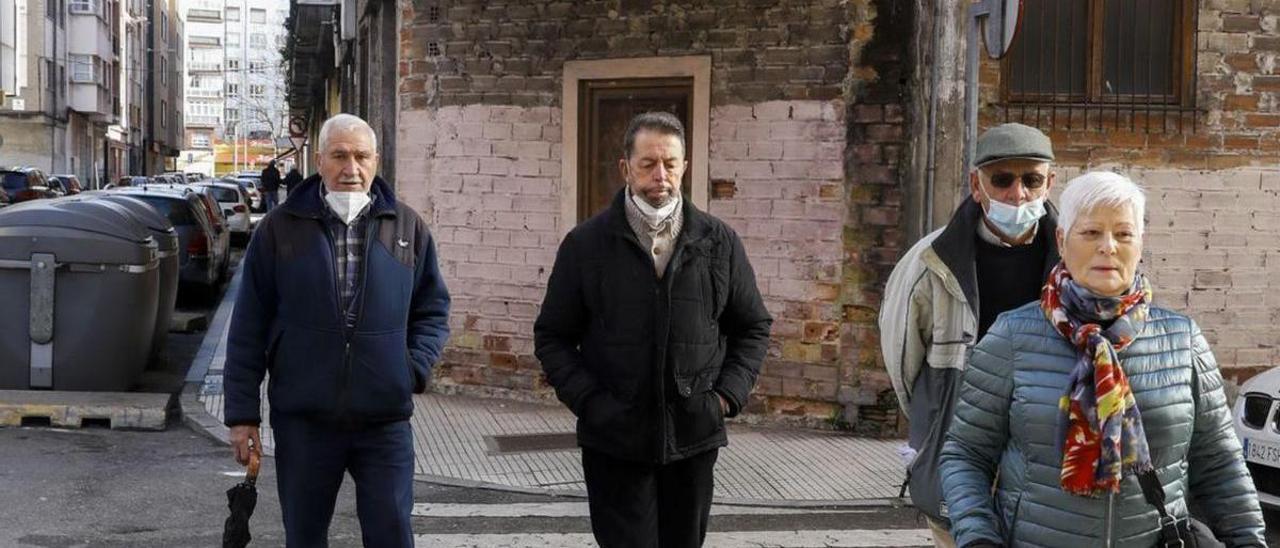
[484,432,578,455]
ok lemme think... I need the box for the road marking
[414,529,932,547]
[412,502,875,518]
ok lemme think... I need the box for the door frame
[560,56,711,237]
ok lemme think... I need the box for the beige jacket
[879,228,977,411]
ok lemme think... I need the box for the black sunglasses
[988,171,1047,190]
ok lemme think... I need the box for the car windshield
[2,172,27,192]
[206,186,239,203]
[130,196,197,226]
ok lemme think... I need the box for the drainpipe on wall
[923,0,944,236]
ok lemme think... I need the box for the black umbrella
[223,450,261,548]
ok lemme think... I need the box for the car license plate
[1245,438,1280,467]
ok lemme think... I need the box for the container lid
[80,192,176,233]
[0,199,157,265]
[76,193,179,253]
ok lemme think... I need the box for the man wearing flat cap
[879,123,1061,547]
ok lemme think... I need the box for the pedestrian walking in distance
[260,160,282,211]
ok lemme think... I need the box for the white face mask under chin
[629,188,679,227]
[324,190,371,224]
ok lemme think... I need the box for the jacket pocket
[346,330,414,420]
[267,326,343,416]
[667,385,725,454]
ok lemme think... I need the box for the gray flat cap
[974,123,1054,168]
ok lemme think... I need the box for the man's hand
[718,394,730,415]
[229,425,261,466]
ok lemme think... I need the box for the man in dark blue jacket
[224,113,450,547]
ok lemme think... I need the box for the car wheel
[217,255,230,283]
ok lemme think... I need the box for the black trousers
[581,447,719,548]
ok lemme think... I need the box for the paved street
[0,425,936,547]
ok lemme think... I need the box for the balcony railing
[188,62,223,72]
[186,115,220,126]
[187,88,223,98]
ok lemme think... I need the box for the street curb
[180,382,235,445]
[185,265,241,384]
[177,264,267,453]
[410,471,910,509]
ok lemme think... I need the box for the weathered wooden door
[577,77,693,221]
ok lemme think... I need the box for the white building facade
[179,0,287,175]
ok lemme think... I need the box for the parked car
[234,172,268,211]
[192,181,252,244]
[1,167,59,203]
[222,175,262,211]
[138,182,232,278]
[48,174,84,195]
[1233,366,1280,511]
[162,172,190,185]
[184,172,207,182]
[111,186,229,300]
[111,175,149,189]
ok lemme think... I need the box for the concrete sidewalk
[182,268,909,506]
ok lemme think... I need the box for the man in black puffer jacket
[535,111,772,548]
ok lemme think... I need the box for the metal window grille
[999,0,1198,133]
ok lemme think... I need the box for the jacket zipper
[1104,490,1115,548]
[321,221,352,421]
[325,214,381,423]
[621,223,682,464]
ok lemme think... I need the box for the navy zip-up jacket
[223,174,450,426]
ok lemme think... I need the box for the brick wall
[397,0,914,429]
[706,100,847,421]
[400,0,850,109]
[1138,168,1280,390]
[972,2,1280,389]
[398,104,564,392]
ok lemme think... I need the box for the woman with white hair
[938,171,1266,547]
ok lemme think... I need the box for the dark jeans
[262,189,278,210]
[582,447,719,548]
[271,413,414,548]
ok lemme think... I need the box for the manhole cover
[485,432,578,454]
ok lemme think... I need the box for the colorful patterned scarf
[1040,262,1153,496]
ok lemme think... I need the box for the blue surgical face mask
[980,183,1046,238]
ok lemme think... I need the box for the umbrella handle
[247,449,261,483]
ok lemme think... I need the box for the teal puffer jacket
[939,303,1265,547]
